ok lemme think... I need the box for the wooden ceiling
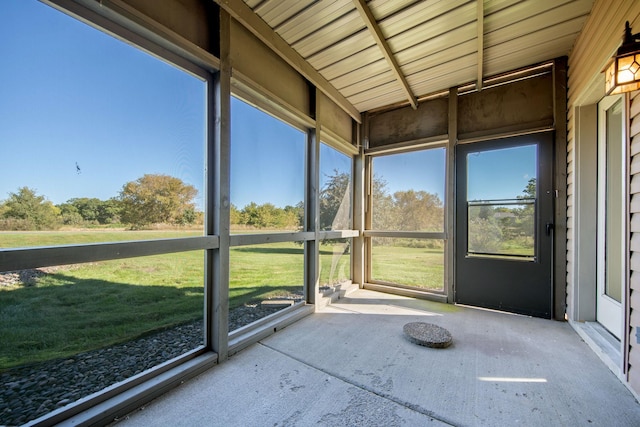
[226,0,594,114]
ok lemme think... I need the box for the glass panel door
[596,95,625,340]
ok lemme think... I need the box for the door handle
[546,222,554,235]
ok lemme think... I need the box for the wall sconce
[604,21,640,95]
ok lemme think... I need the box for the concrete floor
[116,289,640,426]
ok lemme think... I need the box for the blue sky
[1,0,206,208]
[467,144,537,201]
[1,0,535,212]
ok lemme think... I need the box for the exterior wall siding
[630,90,640,392]
[567,0,640,395]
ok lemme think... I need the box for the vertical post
[305,88,320,306]
[476,0,484,91]
[553,57,568,321]
[446,87,458,302]
[352,116,365,287]
[210,9,231,361]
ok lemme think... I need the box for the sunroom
[1,0,640,425]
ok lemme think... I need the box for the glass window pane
[230,98,305,233]
[605,99,623,302]
[371,238,444,291]
[0,1,206,247]
[229,242,304,331]
[372,149,445,231]
[0,253,204,425]
[320,144,352,230]
[320,238,351,288]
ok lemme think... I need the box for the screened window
[0,1,205,244]
[319,143,352,287]
[229,97,307,330]
[369,147,446,291]
[230,97,305,233]
[0,2,207,425]
[372,149,445,231]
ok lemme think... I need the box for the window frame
[364,143,448,295]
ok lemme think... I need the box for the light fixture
[604,21,640,95]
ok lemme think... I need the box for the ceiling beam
[213,0,361,123]
[477,0,484,91]
[352,0,417,110]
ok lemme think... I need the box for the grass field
[371,244,444,290]
[0,231,353,369]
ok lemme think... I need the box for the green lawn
[1,232,433,369]
[0,231,353,369]
[371,244,444,290]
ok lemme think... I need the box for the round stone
[403,322,452,348]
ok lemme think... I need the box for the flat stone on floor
[403,322,452,348]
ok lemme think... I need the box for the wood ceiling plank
[396,22,476,67]
[352,0,417,108]
[276,0,353,44]
[215,0,361,120]
[407,55,477,93]
[255,0,317,28]
[348,79,404,105]
[353,88,408,112]
[485,16,587,52]
[321,45,383,81]
[385,3,476,53]
[292,10,363,58]
[484,0,593,43]
[306,29,374,70]
[378,0,472,38]
[331,59,390,89]
[340,70,395,97]
[484,34,578,75]
[244,0,262,8]
[402,39,476,75]
[367,0,420,21]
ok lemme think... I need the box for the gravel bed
[0,302,297,426]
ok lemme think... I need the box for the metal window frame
[9,1,221,426]
[363,144,450,298]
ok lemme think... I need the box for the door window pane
[467,201,535,257]
[466,145,537,259]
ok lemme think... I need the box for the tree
[1,187,61,230]
[119,174,198,227]
[319,170,351,230]
[371,175,394,230]
[515,177,536,239]
[391,189,443,231]
[97,198,122,224]
[230,203,242,226]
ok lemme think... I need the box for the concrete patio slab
[116,289,640,426]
